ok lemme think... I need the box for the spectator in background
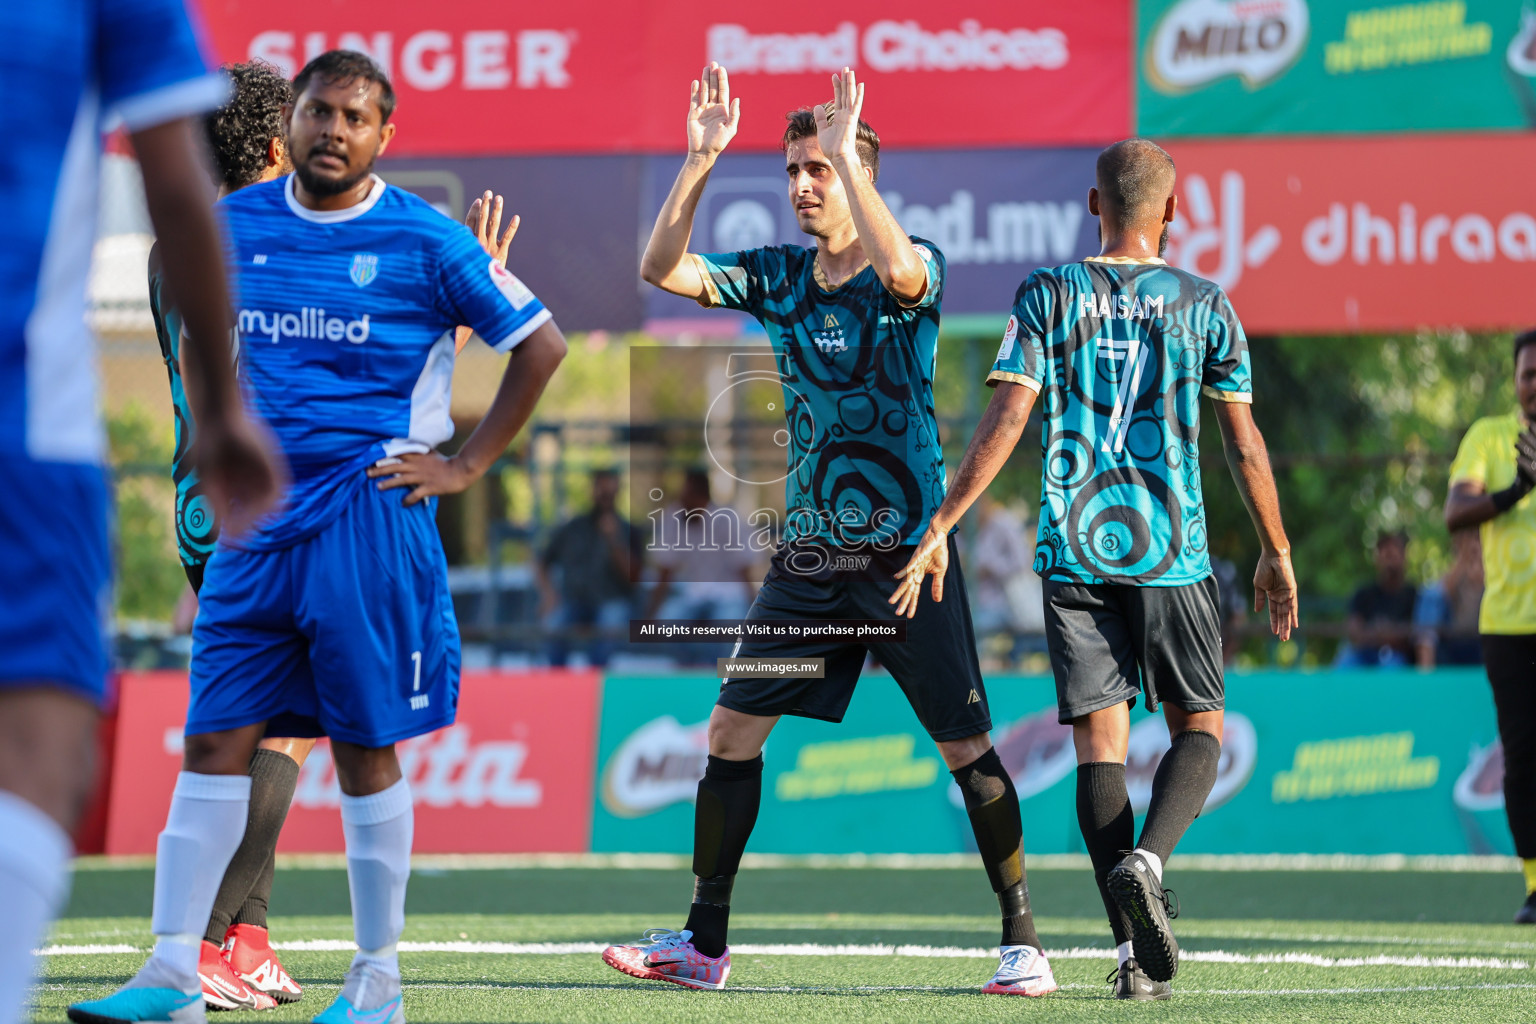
[1445,328,1536,923]
[966,496,1043,653]
[1414,528,1484,668]
[645,468,758,664]
[1335,531,1417,667]
[537,468,643,667]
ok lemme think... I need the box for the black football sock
[204,747,301,943]
[683,754,762,959]
[231,849,276,931]
[952,748,1041,950]
[1137,729,1221,866]
[1076,761,1134,946]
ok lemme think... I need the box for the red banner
[190,1,1129,154]
[105,670,602,854]
[1162,135,1536,334]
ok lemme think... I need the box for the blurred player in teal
[0,4,280,1024]
[604,65,1054,998]
[893,139,1298,1000]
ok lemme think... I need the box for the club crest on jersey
[349,253,380,288]
[813,312,847,354]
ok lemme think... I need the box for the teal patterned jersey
[694,238,947,547]
[148,253,220,570]
[989,257,1251,587]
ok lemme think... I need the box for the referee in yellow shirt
[1447,329,1536,924]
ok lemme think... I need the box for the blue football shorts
[187,476,459,746]
[0,457,111,702]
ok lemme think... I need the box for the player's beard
[1158,223,1170,258]
[294,147,378,197]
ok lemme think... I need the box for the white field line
[34,981,1536,998]
[67,853,1527,873]
[37,940,1531,970]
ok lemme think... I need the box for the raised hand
[455,190,523,351]
[687,63,740,158]
[813,67,865,165]
[466,190,520,267]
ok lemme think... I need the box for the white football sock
[147,772,251,991]
[1117,940,1134,967]
[0,790,72,1024]
[341,779,413,978]
[1133,847,1164,885]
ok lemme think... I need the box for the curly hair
[202,60,292,191]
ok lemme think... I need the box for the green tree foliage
[1205,334,1515,604]
[107,403,184,623]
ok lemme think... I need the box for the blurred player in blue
[892,138,1298,1000]
[69,49,567,1024]
[0,3,280,1024]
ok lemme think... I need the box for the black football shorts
[718,534,992,742]
[1043,575,1225,724]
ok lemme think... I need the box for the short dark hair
[782,109,880,182]
[1095,138,1176,219]
[1375,529,1409,550]
[292,49,396,124]
[1515,329,1536,366]
[202,61,292,191]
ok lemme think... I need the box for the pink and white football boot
[981,944,1058,997]
[601,928,731,990]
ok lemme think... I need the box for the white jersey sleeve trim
[25,89,106,464]
[284,174,387,223]
[488,307,553,354]
[112,73,229,133]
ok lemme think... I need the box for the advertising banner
[593,670,1510,856]
[191,0,1130,155]
[1162,134,1536,333]
[1137,0,1536,136]
[378,154,646,332]
[641,148,1102,332]
[105,670,602,855]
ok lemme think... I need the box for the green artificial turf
[32,863,1536,1024]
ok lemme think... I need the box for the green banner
[1137,0,1536,135]
[592,670,1510,856]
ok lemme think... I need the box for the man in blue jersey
[70,50,566,1024]
[892,138,1298,999]
[149,61,526,1014]
[0,4,280,1024]
[602,65,1054,998]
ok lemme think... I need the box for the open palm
[688,62,740,157]
[813,67,865,163]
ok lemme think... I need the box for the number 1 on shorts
[411,650,422,692]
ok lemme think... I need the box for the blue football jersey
[219,175,551,549]
[1,0,223,465]
[989,257,1252,587]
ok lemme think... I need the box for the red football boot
[223,924,303,1004]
